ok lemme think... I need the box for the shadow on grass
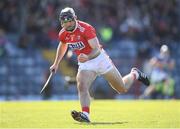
[90,121,128,125]
[75,121,128,125]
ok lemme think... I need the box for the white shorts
[78,50,114,75]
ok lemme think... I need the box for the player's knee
[77,81,88,93]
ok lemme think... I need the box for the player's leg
[76,70,97,110]
[103,66,150,94]
[71,70,97,122]
[102,66,136,93]
[139,85,156,99]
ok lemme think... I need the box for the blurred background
[0,0,180,101]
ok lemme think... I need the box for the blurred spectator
[140,44,175,99]
[0,29,7,57]
[1,0,180,48]
[0,29,18,57]
[18,34,30,49]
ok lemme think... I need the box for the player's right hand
[50,64,58,73]
[78,53,89,63]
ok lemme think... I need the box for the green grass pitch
[0,100,180,128]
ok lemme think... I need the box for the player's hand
[50,64,58,73]
[78,53,89,63]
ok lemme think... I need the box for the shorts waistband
[89,49,105,60]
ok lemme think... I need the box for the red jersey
[58,20,99,55]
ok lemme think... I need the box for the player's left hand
[78,53,89,63]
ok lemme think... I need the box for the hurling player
[50,7,150,123]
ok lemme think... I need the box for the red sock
[82,106,89,113]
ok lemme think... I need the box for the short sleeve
[58,35,64,43]
[84,25,97,40]
[58,29,66,43]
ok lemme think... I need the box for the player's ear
[61,22,64,28]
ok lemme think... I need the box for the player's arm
[149,57,157,66]
[54,42,68,65]
[150,57,162,68]
[87,37,101,59]
[78,37,101,63]
[50,42,68,73]
[168,59,175,70]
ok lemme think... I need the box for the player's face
[61,20,76,31]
